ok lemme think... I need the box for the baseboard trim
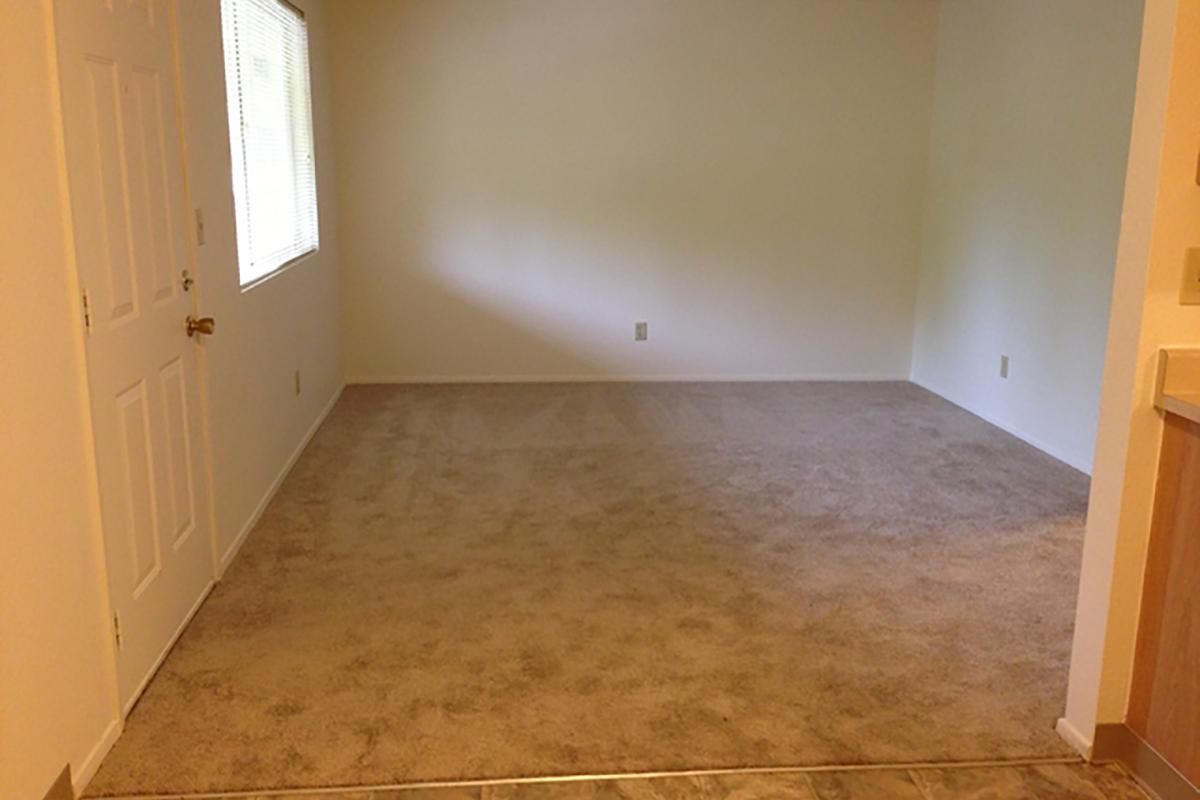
[1056,717,1093,759]
[910,378,1093,475]
[347,373,911,385]
[73,717,121,796]
[218,384,345,575]
[1093,723,1198,800]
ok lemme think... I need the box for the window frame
[220,0,320,292]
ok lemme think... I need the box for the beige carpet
[87,382,1088,796]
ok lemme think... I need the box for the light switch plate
[1182,248,1200,305]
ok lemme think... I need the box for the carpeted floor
[86,382,1089,796]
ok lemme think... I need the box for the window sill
[238,246,317,294]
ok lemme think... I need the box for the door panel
[56,0,214,711]
[82,54,140,324]
[158,356,196,550]
[128,63,181,305]
[115,379,160,595]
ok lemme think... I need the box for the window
[221,0,318,287]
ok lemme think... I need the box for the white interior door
[54,0,215,711]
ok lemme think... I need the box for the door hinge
[113,613,123,650]
[81,289,93,334]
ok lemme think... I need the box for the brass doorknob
[186,315,215,337]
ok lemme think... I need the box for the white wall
[910,0,1143,474]
[0,2,120,797]
[329,0,940,382]
[176,0,344,567]
[1063,0,1200,753]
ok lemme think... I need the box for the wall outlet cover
[635,321,648,341]
[1000,355,1010,379]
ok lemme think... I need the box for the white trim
[911,378,1093,475]
[218,383,344,574]
[73,717,122,796]
[44,0,130,785]
[347,373,911,385]
[1056,716,1094,759]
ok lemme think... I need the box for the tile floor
[108,761,1148,799]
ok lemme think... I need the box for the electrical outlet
[294,369,301,396]
[634,321,648,341]
[1181,248,1200,305]
[1000,355,1010,379]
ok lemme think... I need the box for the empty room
[6,1,1200,800]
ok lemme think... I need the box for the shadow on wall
[351,267,608,379]
[343,170,924,380]
[333,0,937,381]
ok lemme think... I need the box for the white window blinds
[221,0,318,287]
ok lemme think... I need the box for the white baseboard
[347,373,911,385]
[1056,716,1094,759]
[911,379,1093,475]
[218,383,345,575]
[73,717,121,796]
